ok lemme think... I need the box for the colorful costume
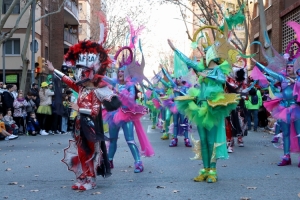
[168,23,240,182]
[56,40,121,191]
[103,45,154,173]
[251,21,300,167]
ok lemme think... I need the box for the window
[264,0,272,8]
[253,2,259,17]
[44,10,49,26]
[5,39,20,55]
[2,0,20,14]
[253,37,260,53]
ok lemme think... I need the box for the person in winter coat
[37,82,54,135]
[13,93,28,134]
[25,92,36,120]
[0,112,18,140]
[61,94,70,134]
[2,84,15,115]
[27,112,40,136]
[30,83,40,108]
[3,108,19,135]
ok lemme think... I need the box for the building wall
[49,0,65,69]
[249,0,300,64]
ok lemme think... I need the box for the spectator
[61,94,70,134]
[13,92,28,135]
[36,82,54,135]
[3,108,19,135]
[0,112,18,140]
[11,84,18,99]
[50,96,61,134]
[48,83,54,92]
[2,84,15,115]
[0,82,5,94]
[245,87,262,131]
[30,83,40,107]
[25,92,36,120]
[27,112,40,136]
[0,82,5,113]
[46,75,53,85]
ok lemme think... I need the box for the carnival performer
[168,30,240,182]
[102,46,155,173]
[157,69,192,147]
[252,59,300,166]
[46,40,121,191]
[154,72,177,140]
[225,67,249,152]
[250,21,300,167]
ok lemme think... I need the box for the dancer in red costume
[46,41,121,191]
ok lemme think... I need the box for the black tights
[39,114,50,131]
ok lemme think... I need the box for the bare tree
[161,0,250,53]
[100,0,159,53]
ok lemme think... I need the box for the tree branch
[1,0,34,43]
[35,0,67,22]
[0,0,20,30]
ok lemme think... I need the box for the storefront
[0,73,20,88]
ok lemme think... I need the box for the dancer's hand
[46,60,55,72]
[70,102,79,111]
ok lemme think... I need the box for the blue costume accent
[255,62,300,165]
[160,68,192,147]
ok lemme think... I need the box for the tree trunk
[20,10,32,92]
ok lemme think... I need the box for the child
[0,112,18,140]
[27,112,40,136]
[3,108,19,135]
[61,94,70,134]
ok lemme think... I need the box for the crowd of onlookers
[0,76,77,141]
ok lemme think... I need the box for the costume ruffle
[162,98,178,114]
[264,99,300,153]
[175,98,237,131]
[263,99,300,123]
[61,140,103,178]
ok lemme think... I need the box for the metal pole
[2,42,5,83]
[31,1,36,84]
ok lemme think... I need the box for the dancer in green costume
[168,38,239,183]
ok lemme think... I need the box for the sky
[142,2,193,78]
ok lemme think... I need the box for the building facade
[249,0,300,63]
[0,0,79,90]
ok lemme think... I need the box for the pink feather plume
[250,66,269,88]
[127,17,145,49]
[287,21,300,43]
[98,11,108,45]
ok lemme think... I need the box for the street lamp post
[2,42,5,83]
[30,1,37,84]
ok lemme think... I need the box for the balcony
[64,29,78,46]
[64,0,79,25]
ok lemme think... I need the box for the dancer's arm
[46,61,79,92]
[254,61,284,82]
[168,39,201,71]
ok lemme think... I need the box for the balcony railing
[64,30,77,45]
[64,0,78,19]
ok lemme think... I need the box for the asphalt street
[1,116,300,200]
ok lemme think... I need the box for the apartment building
[249,0,300,62]
[0,0,79,89]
